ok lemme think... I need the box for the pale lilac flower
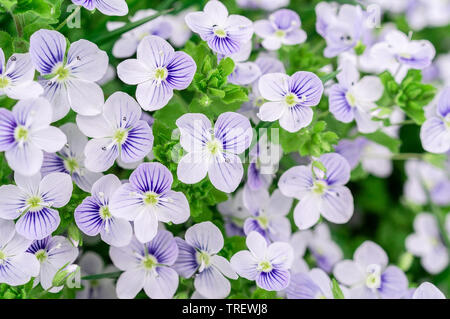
[107,10,172,58]
[329,61,383,133]
[117,35,196,111]
[278,153,354,230]
[167,9,194,48]
[97,65,116,85]
[110,162,190,243]
[404,160,450,206]
[412,282,446,299]
[29,29,108,121]
[176,112,253,193]
[254,9,307,51]
[333,241,408,299]
[217,189,248,237]
[173,222,238,299]
[405,213,448,274]
[0,49,43,100]
[257,71,324,133]
[236,0,289,11]
[231,231,294,291]
[406,0,450,31]
[222,41,261,86]
[75,174,133,247]
[289,231,309,274]
[0,219,39,286]
[76,92,154,173]
[286,268,343,299]
[110,231,179,299]
[0,172,73,240]
[41,123,103,192]
[0,98,67,176]
[247,133,282,191]
[77,251,117,299]
[306,223,343,273]
[185,0,253,56]
[420,87,450,154]
[72,0,128,16]
[27,235,78,292]
[371,30,436,70]
[243,186,293,243]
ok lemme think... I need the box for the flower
[420,87,450,154]
[76,92,154,172]
[110,231,179,299]
[71,0,128,16]
[0,98,67,176]
[117,35,196,111]
[176,112,253,193]
[289,231,309,274]
[217,188,248,237]
[286,268,344,299]
[27,235,78,292]
[110,162,190,243]
[405,213,448,274]
[0,219,39,286]
[0,171,73,240]
[333,241,408,299]
[185,0,253,56]
[0,49,43,100]
[77,251,117,299]
[278,153,354,230]
[257,71,324,133]
[406,0,450,31]
[242,186,293,243]
[370,30,436,70]
[41,123,103,192]
[254,9,307,51]
[75,174,133,247]
[231,231,294,291]
[107,9,172,58]
[29,29,108,121]
[329,61,383,133]
[412,282,446,299]
[222,41,262,86]
[173,221,238,299]
[166,9,193,48]
[236,0,289,11]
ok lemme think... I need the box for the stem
[392,120,415,126]
[56,6,81,31]
[12,14,23,37]
[81,271,122,281]
[390,153,424,160]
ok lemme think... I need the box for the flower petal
[6,143,43,176]
[67,40,108,82]
[144,266,178,299]
[117,59,152,85]
[185,221,224,254]
[293,194,321,230]
[173,237,198,278]
[40,172,73,207]
[279,105,313,132]
[256,268,290,291]
[66,78,104,116]
[194,266,231,299]
[208,153,244,193]
[211,255,238,279]
[257,101,285,122]
[354,241,388,269]
[116,269,145,299]
[166,51,196,90]
[29,29,66,75]
[258,73,289,101]
[84,138,119,172]
[31,127,67,153]
[177,152,209,184]
[101,217,133,247]
[289,71,324,107]
[278,165,314,199]
[420,117,450,154]
[214,112,253,154]
[0,185,28,220]
[136,80,173,111]
[134,210,158,243]
[156,190,190,224]
[176,113,212,152]
[16,207,61,240]
[95,0,128,16]
[230,250,258,280]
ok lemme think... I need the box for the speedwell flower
[286,268,345,299]
[412,282,446,299]
[71,0,128,16]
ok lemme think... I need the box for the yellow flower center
[285,93,298,107]
[64,157,79,174]
[143,192,159,206]
[142,255,157,270]
[257,215,269,229]
[54,65,70,81]
[207,139,223,155]
[154,67,168,81]
[27,196,42,210]
[0,250,5,261]
[345,92,357,107]
[113,129,128,144]
[258,260,273,272]
[14,126,29,142]
[0,77,10,88]
[99,206,112,220]
[214,28,227,38]
[275,30,286,38]
[312,180,327,195]
[35,249,48,262]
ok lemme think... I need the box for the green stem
[56,5,81,31]
[81,271,122,281]
[12,14,23,37]
[390,153,424,160]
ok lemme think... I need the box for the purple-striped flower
[173,222,238,299]
[75,174,133,247]
[329,61,383,133]
[0,219,39,286]
[231,231,294,291]
[107,9,172,58]
[110,162,190,243]
[29,29,108,121]
[76,92,154,173]
[41,123,103,192]
[117,35,196,111]
[0,49,43,100]
[217,189,248,237]
[110,231,179,299]
[405,213,448,274]
[333,241,408,299]
[0,98,67,176]
[420,87,450,154]
[27,235,78,292]
[222,41,261,86]
[243,186,293,243]
[257,71,324,133]
[254,9,307,51]
[371,30,436,70]
[176,112,253,193]
[72,0,128,16]
[185,0,253,56]
[412,282,446,299]
[278,153,354,230]
[0,172,73,240]
[286,268,344,299]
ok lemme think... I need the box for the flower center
[275,29,286,38]
[257,260,273,273]
[257,214,269,229]
[0,77,10,88]
[345,91,357,107]
[444,114,450,129]
[27,196,43,211]
[365,264,381,289]
[254,96,265,107]
[154,67,168,81]
[64,157,79,174]
[54,65,70,81]
[142,255,157,270]
[35,249,48,263]
[113,129,128,145]
[213,27,227,38]
[0,250,5,261]
[196,251,211,272]
[99,206,112,220]
[399,52,412,59]
[207,139,223,155]
[143,192,159,206]
[285,93,298,107]
[14,126,29,143]
[312,180,328,195]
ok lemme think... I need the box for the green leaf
[0,31,13,58]
[251,288,279,299]
[12,37,28,53]
[0,0,16,12]
[331,279,345,299]
[362,131,401,153]
[217,57,235,77]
